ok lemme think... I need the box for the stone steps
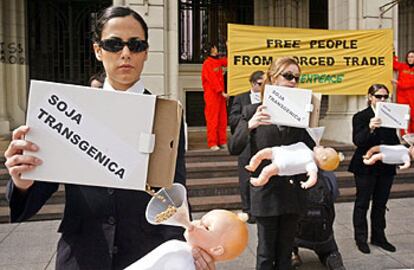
[188,182,414,212]
[1,130,414,223]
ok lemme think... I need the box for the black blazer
[6,90,187,270]
[348,106,400,176]
[228,91,252,162]
[229,91,251,134]
[229,103,315,217]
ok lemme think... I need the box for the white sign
[22,80,157,190]
[262,85,313,128]
[375,102,410,130]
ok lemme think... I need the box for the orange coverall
[393,56,414,135]
[201,56,228,147]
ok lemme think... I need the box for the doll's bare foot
[300,181,311,189]
[250,177,269,187]
[245,165,254,172]
[245,159,261,172]
[399,163,411,170]
[363,159,374,165]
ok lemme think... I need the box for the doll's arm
[363,153,384,165]
[250,163,279,187]
[245,148,273,172]
[301,162,318,189]
[363,145,381,159]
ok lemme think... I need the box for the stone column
[321,0,397,144]
[0,0,28,134]
[166,0,179,101]
[127,0,168,97]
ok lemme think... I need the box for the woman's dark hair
[368,83,389,96]
[203,42,218,57]
[406,50,414,64]
[249,70,265,83]
[93,6,148,42]
[88,71,106,86]
[367,83,389,105]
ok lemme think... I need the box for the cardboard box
[22,80,181,190]
[375,102,410,130]
[147,98,182,188]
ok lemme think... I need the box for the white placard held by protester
[262,85,313,128]
[22,80,157,191]
[375,102,410,130]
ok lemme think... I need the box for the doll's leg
[363,153,384,165]
[245,148,273,172]
[363,145,380,159]
[399,161,411,170]
[250,164,279,187]
[399,155,411,170]
[300,170,317,189]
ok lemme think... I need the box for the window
[179,0,253,64]
[309,0,328,29]
[27,0,111,85]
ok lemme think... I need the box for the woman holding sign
[4,6,214,270]
[229,57,314,270]
[348,84,399,254]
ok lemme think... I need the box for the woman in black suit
[229,57,314,270]
[348,84,400,254]
[4,6,213,270]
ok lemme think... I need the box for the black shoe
[371,239,396,252]
[325,252,346,270]
[356,242,370,254]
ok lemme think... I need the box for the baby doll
[363,144,411,169]
[245,142,340,189]
[125,209,249,270]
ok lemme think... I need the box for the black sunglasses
[374,94,389,99]
[280,72,300,83]
[98,38,148,53]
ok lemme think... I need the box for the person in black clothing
[229,57,314,270]
[89,70,106,88]
[228,70,264,223]
[4,6,215,270]
[348,83,400,254]
[292,171,345,270]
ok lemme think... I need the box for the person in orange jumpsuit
[393,50,414,136]
[201,43,228,151]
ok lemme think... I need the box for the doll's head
[313,146,341,171]
[184,209,248,261]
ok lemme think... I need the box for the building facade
[1,0,413,143]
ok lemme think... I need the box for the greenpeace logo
[300,73,344,84]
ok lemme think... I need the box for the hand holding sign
[4,125,40,191]
[248,105,271,130]
[369,117,382,131]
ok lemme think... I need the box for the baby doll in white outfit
[245,142,341,189]
[363,144,411,169]
[125,209,248,270]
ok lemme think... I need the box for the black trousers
[353,174,394,244]
[238,157,251,213]
[256,214,299,270]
